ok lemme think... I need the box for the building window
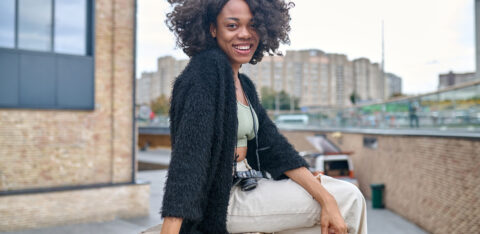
[0,0,94,110]
[55,0,87,55]
[18,0,52,51]
[0,0,16,48]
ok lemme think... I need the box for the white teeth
[234,45,250,50]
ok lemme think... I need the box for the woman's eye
[227,24,237,29]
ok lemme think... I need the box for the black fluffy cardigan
[161,47,309,233]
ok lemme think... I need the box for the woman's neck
[232,64,240,78]
[231,63,241,83]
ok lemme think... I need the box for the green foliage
[150,94,170,115]
[260,87,276,109]
[389,92,406,99]
[350,92,360,105]
[260,87,300,110]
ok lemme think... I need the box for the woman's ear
[210,24,217,38]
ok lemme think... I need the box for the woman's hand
[319,194,348,234]
[285,167,347,234]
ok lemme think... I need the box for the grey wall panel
[19,53,56,107]
[57,57,94,108]
[0,51,19,106]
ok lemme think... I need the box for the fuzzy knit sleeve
[161,74,217,221]
[241,75,309,180]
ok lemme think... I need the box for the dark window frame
[0,0,95,110]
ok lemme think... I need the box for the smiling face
[210,0,259,73]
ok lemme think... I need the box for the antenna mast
[381,20,385,99]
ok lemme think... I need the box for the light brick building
[0,0,149,231]
[385,72,403,98]
[438,71,477,90]
[138,49,388,110]
[241,49,386,109]
[136,56,188,105]
[136,72,154,105]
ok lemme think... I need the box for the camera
[232,169,265,191]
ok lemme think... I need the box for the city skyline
[136,50,398,110]
[136,0,475,95]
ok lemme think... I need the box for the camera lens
[240,178,257,191]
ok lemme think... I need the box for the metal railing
[275,81,480,132]
[137,81,480,133]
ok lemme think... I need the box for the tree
[390,93,406,99]
[260,87,300,110]
[350,92,360,105]
[150,94,170,115]
[260,87,276,109]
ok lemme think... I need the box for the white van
[299,152,359,187]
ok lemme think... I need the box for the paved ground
[2,149,427,234]
[137,148,171,165]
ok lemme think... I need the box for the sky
[136,0,475,95]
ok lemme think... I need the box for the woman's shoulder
[188,47,230,72]
[174,47,230,88]
[195,47,229,61]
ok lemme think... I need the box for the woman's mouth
[233,44,253,55]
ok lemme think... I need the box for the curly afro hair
[166,0,294,64]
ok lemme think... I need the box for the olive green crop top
[236,100,259,147]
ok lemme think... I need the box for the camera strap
[242,86,262,172]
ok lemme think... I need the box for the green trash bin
[370,183,385,209]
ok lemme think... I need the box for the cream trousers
[227,161,367,234]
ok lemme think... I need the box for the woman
[160,0,367,233]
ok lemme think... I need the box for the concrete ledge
[139,225,268,234]
[141,224,162,234]
[137,125,480,139]
[0,183,150,232]
[279,126,480,139]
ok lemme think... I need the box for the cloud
[135,0,186,78]
[136,0,475,94]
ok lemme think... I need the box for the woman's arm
[285,167,348,234]
[161,60,219,223]
[160,217,183,234]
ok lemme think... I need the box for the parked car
[275,114,309,126]
[300,151,359,187]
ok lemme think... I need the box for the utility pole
[275,92,279,114]
[381,20,386,100]
[290,91,294,112]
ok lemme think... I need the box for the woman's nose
[238,26,252,39]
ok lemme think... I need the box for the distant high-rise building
[438,71,477,90]
[139,50,390,109]
[327,53,355,108]
[353,58,370,101]
[156,56,188,99]
[242,49,386,109]
[352,58,383,102]
[136,56,188,105]
[136,72,153,105]
[369,63,384,101]
[385,73,402,98]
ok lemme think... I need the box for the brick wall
[282,130,480,234]
[0,0,146,231]
[0,0,135,191]
[0,184,149,231]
